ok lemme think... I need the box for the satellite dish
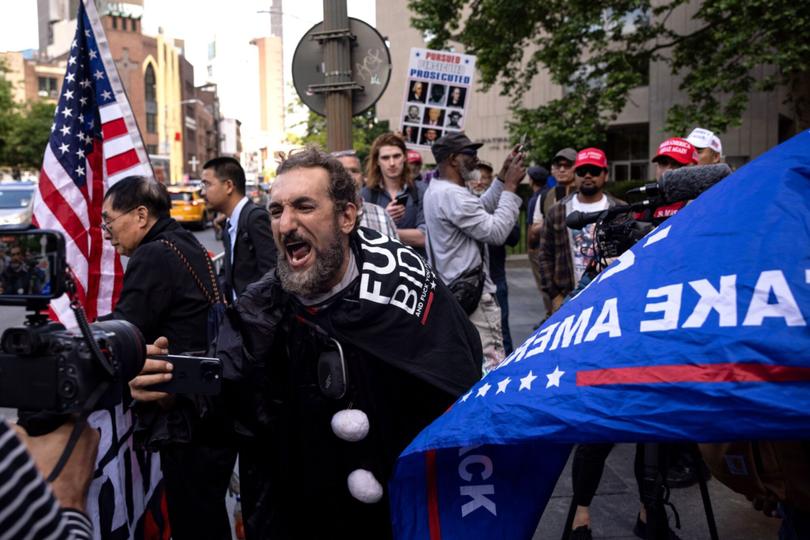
[292,17,392,117]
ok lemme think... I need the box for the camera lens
[90,320,146,384]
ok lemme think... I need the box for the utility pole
[320,0,353,151]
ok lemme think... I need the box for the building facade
[374,0,795,178]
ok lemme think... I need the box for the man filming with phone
[100,176,234,539]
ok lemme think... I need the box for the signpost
[291,1,391,151]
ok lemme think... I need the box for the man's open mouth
[285,239,313,269]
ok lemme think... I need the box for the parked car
[0,182,36,227]
[167,186,209,229]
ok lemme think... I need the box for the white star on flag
[68,55,77,65]
[64,89,74,100]
[519,371,538,391]
[496,377,512,394]
[75,165,85,176]
[58,143,70,154]
[71,39,77,49]
[101,90,112,101]
[60,125,71,136]
[476,382,492,398]
[65,72,75,83]
[79,96,88,106]
[94,70,105,80]
[84,29,91,37]
[61,107,73,118]
[75,148,85,159]
[89,49,98,59]
[80,79,91,88]
[460,390,472,403]
[546,366,565,388]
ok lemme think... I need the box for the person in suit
[201,157,277,302]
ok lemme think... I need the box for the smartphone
[146,354,223,395]
[394,193,410,206]
[517,133,528,153]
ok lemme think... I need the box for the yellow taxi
[168,186,209,228]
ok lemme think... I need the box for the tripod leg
[693,449,719,540]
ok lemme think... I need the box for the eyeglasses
[575,165,604,177]
[101,207,137,233]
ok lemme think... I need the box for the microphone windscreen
[660,163,732,203]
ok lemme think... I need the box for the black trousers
[571,443,650,507]
[160,443,237,540]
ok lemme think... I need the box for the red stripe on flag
[577,362,810,386]
[84,145,105,321]
[426,450,442,540]
[38,170,90,259]
[102,117,128,140]
[106,148,140,176]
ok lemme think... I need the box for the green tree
[408,0,810,161]
[6,101,56,170]
[288,103,390,165]
[0,59,19,166]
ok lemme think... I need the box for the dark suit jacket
[220,200,277,301]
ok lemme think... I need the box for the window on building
[606,123,649,181]
[131,18,138,32]
[145,64,157,134]
[112,16,118,30]
[147,144,158,155]
[38,77,58,99]
[208,41,216,60]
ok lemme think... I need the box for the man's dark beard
[579,184,601,196]
[277,223,346,297]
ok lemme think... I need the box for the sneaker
[633,514,681,540]
[570,525,593,540]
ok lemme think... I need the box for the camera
[0,229,146,414]
[565,203,655,266]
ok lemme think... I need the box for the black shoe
[570,525,593,540]
[633,514,681,540]
[665,461,698,488]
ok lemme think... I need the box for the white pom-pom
[347,469,383,503]
[331,409,369,442]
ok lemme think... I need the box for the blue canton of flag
[391,131,810,539]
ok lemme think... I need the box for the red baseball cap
[407,149,423,164]
[652,137,698,165]
[574,148,608,169]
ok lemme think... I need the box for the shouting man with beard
[205,147,482,538]
[423,132,526,374]
[538,148,624,314]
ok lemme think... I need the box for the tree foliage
[0,60,56,171]
[408,0,810,161]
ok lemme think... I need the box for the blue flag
[390,131,810,538]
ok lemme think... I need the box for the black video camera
[0,229,145,416]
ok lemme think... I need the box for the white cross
[188,155,200,173]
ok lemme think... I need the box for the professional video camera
[566,163,732,267]
[0,229,146,416]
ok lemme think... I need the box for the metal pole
[322,0,352,152]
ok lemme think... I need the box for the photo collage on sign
[402,79,467,148]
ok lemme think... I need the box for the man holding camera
[101,176,234,539]
[538,148,623,313]
[423,133,525,373]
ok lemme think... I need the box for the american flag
[33,0,152,325]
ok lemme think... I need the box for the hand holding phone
[394,193,410,206]
[145,354,223,395]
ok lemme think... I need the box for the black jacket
[216,228,482,539]
[110,217,218,447]
[112,217,212,353]
[220,200,276,301]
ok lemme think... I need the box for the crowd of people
[4,123,805,540]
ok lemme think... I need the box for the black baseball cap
[552,148,577,164]
[431,132,483,163]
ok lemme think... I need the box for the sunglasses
[575,165,604,177]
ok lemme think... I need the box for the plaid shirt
[537,192,623,299]
[360,201,400,240]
